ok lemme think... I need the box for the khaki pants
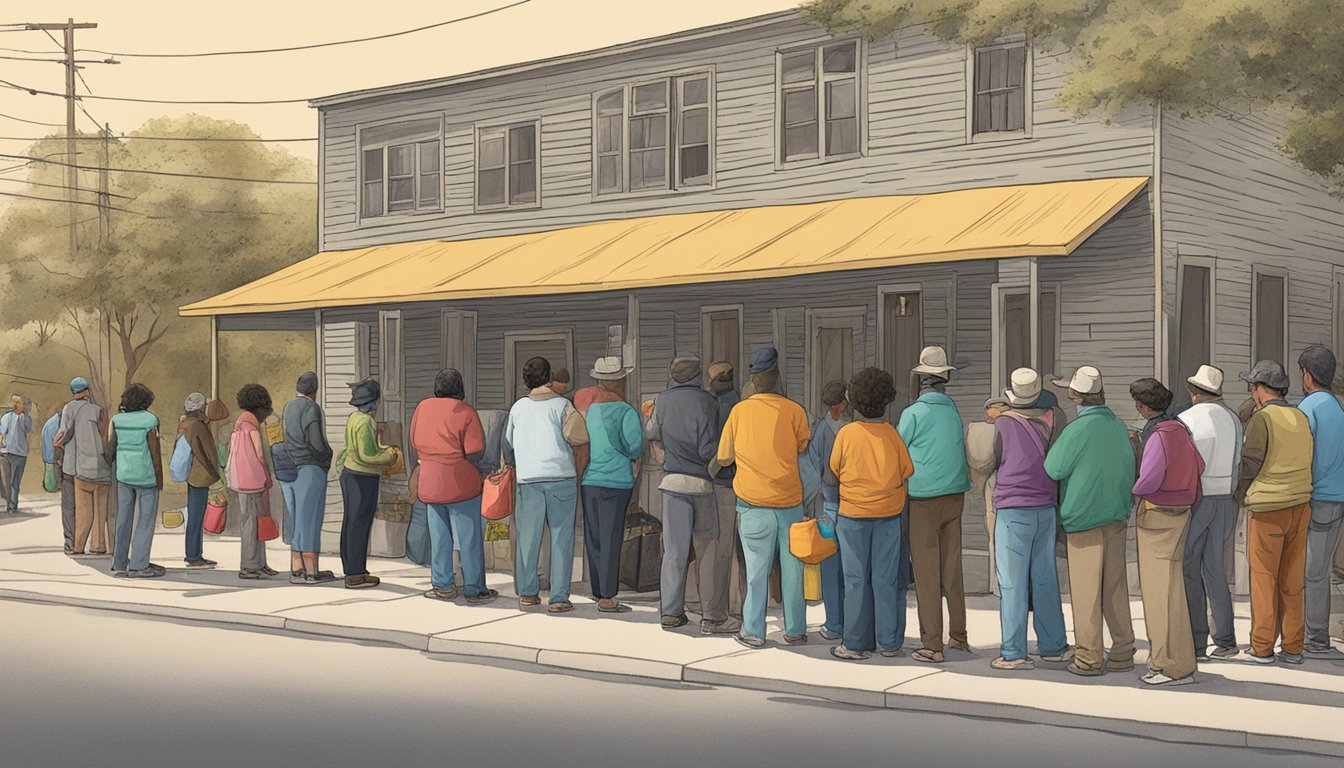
[1249,503,1309,657]
[1066,520,1136,671]
[908,493,967,651]
[73,478,113,554]
[1136,502,1196,680]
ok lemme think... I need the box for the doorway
[504,330,573,401]
[881,288,923,412]
[806,307,865,418]
[1175,259,1213,386]
[700,305,743,388]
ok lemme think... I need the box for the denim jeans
[428,496,487,596]
[114,482,158,572]
[819,501,844,636]
[995,506,1068,660]
[2,453,26,512]
[737,500,805,640]
[1305,499,1344,649]
[286,464,327,554]
[185,484,208,562]
[515,480,577,604]
[836,513,903,652]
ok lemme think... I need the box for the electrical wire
[0,110,62,127]
[0,175,134,199]
[0,188,145,214]
[0,134,317,143]
[0,76,310,104]
[0,152,315,184]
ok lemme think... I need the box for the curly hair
[1129,378,1173,413]
[118,383,155,413]
[522,356,551,390]
[236,383,274,418]
[848,367,896,419]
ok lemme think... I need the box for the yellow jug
[803,561,822,602]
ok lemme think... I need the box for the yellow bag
[789,517,838,564]
[803,562,822,601]
[264,416,284,446]
[162,509,185,529]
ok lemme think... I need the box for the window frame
[628,78,672,193]
[1250,264,1289,370]
[355,117,444,222]
[775,36,866,169]
[965,36,1033,144]
[1175,252,1218,380]
[990,281,1062,396]
[591,70,716,198]
[474,119,543,212]
[1334,267,1344,361]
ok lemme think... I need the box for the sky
[0,0,800,164]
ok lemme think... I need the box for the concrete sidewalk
[4,494,1343,758]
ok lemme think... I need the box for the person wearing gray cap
[280,372,336,584]
[54,377,92,554]
[179,392,220,568]
[1238,359,1314,664]
[1294,346,1344,659]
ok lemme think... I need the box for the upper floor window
[971,40,1030,137]
[359,118,442,218]
[778,39,861,164]
[593,71,713,196]
[477,121,539,209]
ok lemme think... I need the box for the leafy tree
[801,0,1344,192]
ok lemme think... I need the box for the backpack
[169,434,193,484]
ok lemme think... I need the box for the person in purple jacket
[1130,377,1205,687]
[990,369,1072,671]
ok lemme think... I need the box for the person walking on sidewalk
[706,360,747,625]
[412,369,497,606]
[280,372,335,584]
[828,368,913,661]
[104,384,165,579]
[71,392,113,558]
[338,379,400,590]
[55,377,92,554]
[715,347,811,648]
[1131,377,1204,687]
[1238,360,1314,664]
[504,357,588,613]
[989,369,1071,671]
[1045,366,1137,677]
[1296,346,1344,660]
[578,357,642,614]
[180,393,220,569]
[644,356,721,631]
[807,380,850,642]
[1177,365,1243,660]
[228,385,277,581]
[0,395,32,515]
[898,346,971,664]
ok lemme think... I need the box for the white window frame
[965,36,1033,144]
[1250,264,1290,368]
[699,304,744,386]
[593,86,627,196]
[356,117,444,221]
[591,70,715,197]
[1175,252,1218,374]
[475,119,542,212]
[775,36,865,168]
[628,79,672,193]
[503,329,574,400]
[990,282,1062,396]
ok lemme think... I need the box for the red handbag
[481,465,515,521]
[257,513,280,542]
[204,500,227,534]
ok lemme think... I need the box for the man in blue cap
[54,377,91,554]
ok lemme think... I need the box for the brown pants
[908,493,967,651]
[1249,503,1309,656]
[72,478,113,554]
[1066,520,1136,670]
[1136,502,1196,679]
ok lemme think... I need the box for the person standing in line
[828,368,913,661]
[644,356,721,631]
[577,357,642,613]
[706,360,747,626]
[1177,365,1243,660]
[1130,377,1204,686]
[40,404,60,505]
[412,368,497,605]
[967,397,1008,599]
[989,369,1072,671]
[0,395,32,515]
[549,369,572,398]
[228,385,277,581]
[1044,366,1138,677]
[807,381,850,643]
[898,346,972,664]
[715,347,811,648]
[104,383,165,579]
[179,393,220,569]
[337,379,400,589]
[70,391,113,558]
[55,377,91,554]
[279,372,335,584]
[1295,346,1344,660]
[504,357,588,613]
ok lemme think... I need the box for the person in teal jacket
[1044,366,1137,677]
[897,346,972,664]
[579,358,643,613]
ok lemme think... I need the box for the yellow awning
[180,176,1148,317]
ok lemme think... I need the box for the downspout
[1153,99,1165,381]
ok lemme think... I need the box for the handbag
[162,509,185,529]
[43,462,58,493]
[204,498,228,534]
[481,465,516,520]
[789,517,838,564]
[257,511,280,541]
[803,561,822,601]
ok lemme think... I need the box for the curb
[3,585,1342,759]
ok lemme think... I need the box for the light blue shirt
[897,390,971,499]
[1299,390,1344,502]
[41,413,60,463]
[0,410,32,457]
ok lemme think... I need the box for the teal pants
[737,500,806,640]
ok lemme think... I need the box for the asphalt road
[0,600,1335,768]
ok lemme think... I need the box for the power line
[0,152,316,184]
[74,2,530,58]
[0,110,62,127]
[0,188,144,214]
[0,133,317,143]
[0,76,310,104]
[0,174,134,199]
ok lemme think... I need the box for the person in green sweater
[337,379,400,589]
[1044,366,1137,677]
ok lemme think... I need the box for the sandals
[830,645,870,661]
[913,648,945,664]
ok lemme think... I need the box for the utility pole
[99,123,113,403]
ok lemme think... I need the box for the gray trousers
[686,483,746,624]
[1305,499,1344,649]
[61,472,76,552]
[1183,495,1238,652]
[0,453,26,513]
[660,490,719,619]
[237,491,270,573]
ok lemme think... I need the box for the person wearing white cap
[1176,364,1243,660]
[1043,366,1137,676]
[897,346,972,664]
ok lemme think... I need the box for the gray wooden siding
[318,14,1154,250]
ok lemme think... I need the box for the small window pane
[975,51,993,92]
[478,168,505,205]
[975,93,994,133]
[784,124,818,159]
[682,108,709,145]
[648,116,666,147]
[388,178,414,212]
[1006,91,1025,131]
[388,144,414,177]
[782,51,815,84]
[418,141,439,173]
[418,173,439,208]
[990,48,1008,90]
[823,42,857,73]
[633,82,668,112]
[598,156,620,191]
[629,117,647,149]
[510,161,537,203]
[362,148,383,179]
[679,145,709,185]
[509,125,536,162]
[361,181,383,217]
[826,118,858,156]
[479,136,504,168]
[826,80,856,120]
[682,77,708,106]
[783,88,817,125]
[1007,46,1026,88]
[597,89,623,113]
[642,149,665,185]
[629,158,645,190]
[598,114,622,153]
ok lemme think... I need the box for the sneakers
[1244,651,1276,664]
[344,574,380,589]
[734,633,766,649]
[466,588,499,606]
[830,644,870,661]
[1276,651,1305,665]
[239,570,263,580]
[424,587,460,601]
[992,656,1035,671]
[1142,671,1195,687]
[818,626,842,641]
[1208,645,1241,660]
[184,558,216,569]
[661,614,689,629]
[128,567,165,579]
[258,565,279,576]
[1302,645,1344,660]
[290,571,308,585]
[782,634,807,646]
[700,618,741,635]
[1040,646,1076,664]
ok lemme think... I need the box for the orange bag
[789,517,838,564]
[257,513,280,542]
[481,465,516,521]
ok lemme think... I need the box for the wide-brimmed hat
[591,356,634,381]
[1005,368,1042,407]
[1053,366,1103,395]
[1239,360,1290,391]
[911,346,956,376]
[1187,364,1224,396]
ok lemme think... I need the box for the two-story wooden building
[181,8,1344,588]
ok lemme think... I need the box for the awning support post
[1029,256,1040,372]
[210,315,219,401]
